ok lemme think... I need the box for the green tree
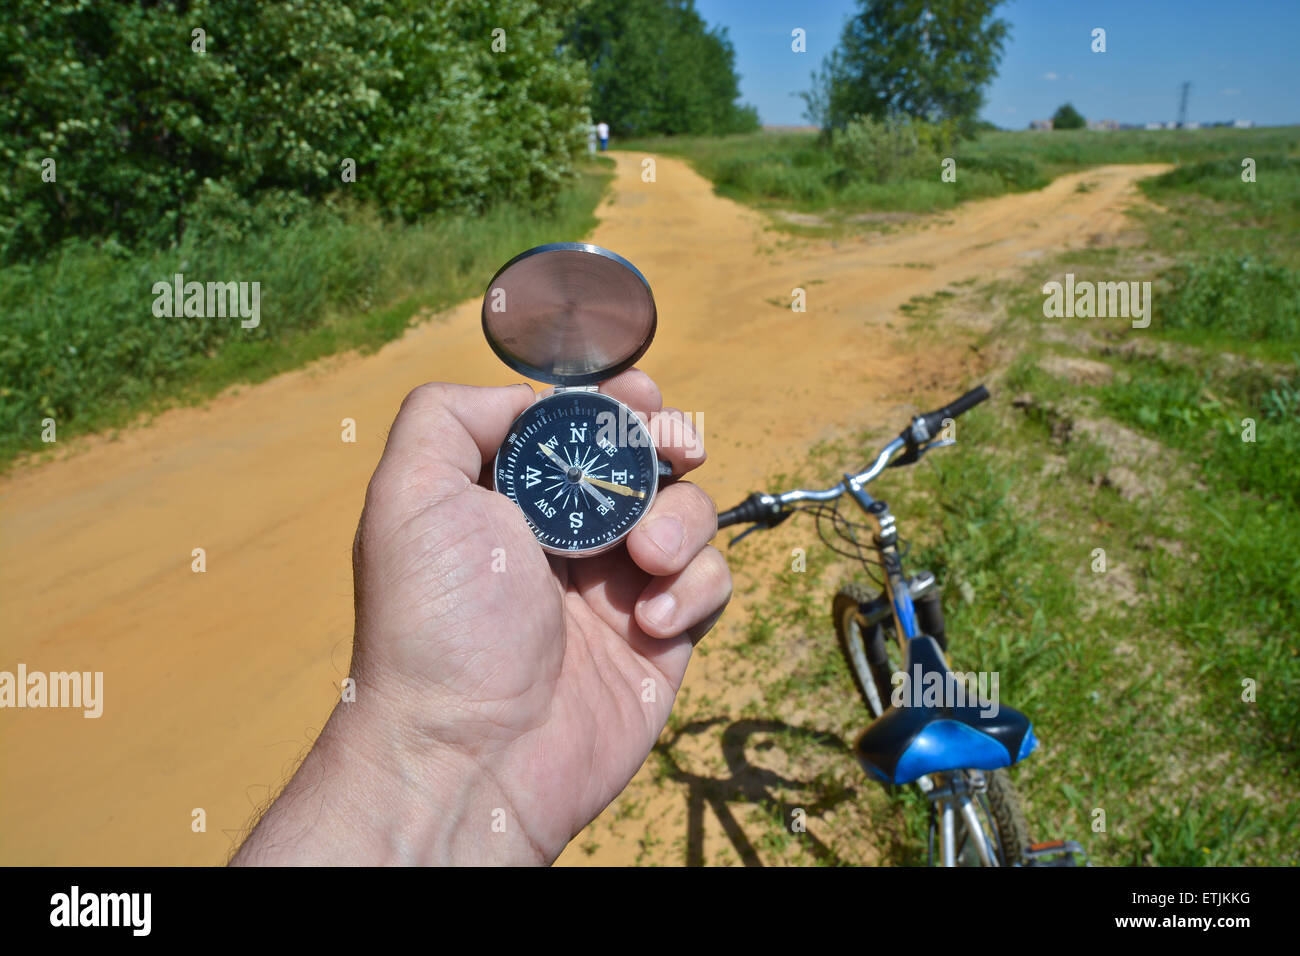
[1051,102,1086,130]
[567,0,758,137]
[804,0,1010,137]
[0,0,591,264]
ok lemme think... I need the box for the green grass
[1127,155,1300,363]
[897,289,956,329]
[969,126,1300,179]
[0,159,614,468]
[615,126,1300,231]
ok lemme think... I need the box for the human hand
[231,369,729,865]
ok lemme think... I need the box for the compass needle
[578,477,614,510]
[582,475,647,499]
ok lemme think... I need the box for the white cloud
[1044,71,1060,81]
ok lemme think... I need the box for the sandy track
[0,153,1166,865]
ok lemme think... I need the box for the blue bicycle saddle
[854,636,1037,785]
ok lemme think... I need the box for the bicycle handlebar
[903,384,990,446]
[716,385,991,531]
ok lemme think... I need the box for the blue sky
[693,0,1300,127]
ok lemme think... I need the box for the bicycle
[716,385,1086,866]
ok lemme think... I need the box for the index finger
[597,369,706,478]
[597,367,662,417]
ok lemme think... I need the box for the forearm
[229,691,548,866]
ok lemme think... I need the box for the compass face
[494,390,658,556]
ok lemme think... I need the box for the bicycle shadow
[652,717,867,866]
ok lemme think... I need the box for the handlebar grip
[717,492,769,529]
[943,384,990,421]
[716,507,745,529]
[913,384,990,441]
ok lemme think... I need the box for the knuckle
[399,381,449,415]
[682,483,719,530]
[656,482,716,532]
[699,545,732,596]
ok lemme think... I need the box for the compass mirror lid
[481,242,657,386]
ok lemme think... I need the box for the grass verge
[615,126,1300,235]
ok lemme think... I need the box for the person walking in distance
[596,120,610,151]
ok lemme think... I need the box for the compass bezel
[493,389,661,558]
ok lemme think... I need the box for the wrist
[232,671,554,866]
[330,681,551,865]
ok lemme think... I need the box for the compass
[483,242,669,557]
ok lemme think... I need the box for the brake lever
[726,509,793,548]
[889,442,919,467]
[889,437,956,467]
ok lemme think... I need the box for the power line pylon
[1177,82,1191,128]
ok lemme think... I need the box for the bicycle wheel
[942,769,1032,866]
[832,582,900,718]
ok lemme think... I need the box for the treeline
[0,0,755,266]
[1,0,591,263]
[567,0,758,137]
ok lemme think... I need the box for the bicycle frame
[841,469,1003,867]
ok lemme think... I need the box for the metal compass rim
[481,242,657,387]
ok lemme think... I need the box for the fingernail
[642,592,677,627]
[645,517,684,557]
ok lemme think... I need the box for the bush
[0,0,592,264]
[830,116,951,184]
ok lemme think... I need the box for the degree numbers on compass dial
[495,391,657,555]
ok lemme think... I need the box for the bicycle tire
[832,582,897,718]
[947,769,1031,866]
[985,769,1031,865]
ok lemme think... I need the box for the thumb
[380,382,535,488]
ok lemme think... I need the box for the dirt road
[0,154,1166,865]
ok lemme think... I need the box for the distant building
[1233,118,1253,128]
[1029,118,1053,130]
[1144,121,1164,130]
[1086,118,1120,131]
